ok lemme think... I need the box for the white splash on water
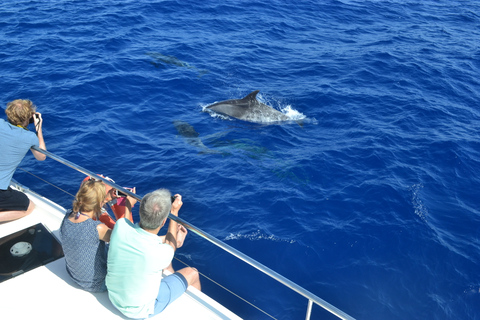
[223,229,296,244]
[410,183,428,223]
[281,104,306,120]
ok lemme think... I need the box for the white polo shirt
[106,218,174,319]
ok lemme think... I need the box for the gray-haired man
[106,189,201,319]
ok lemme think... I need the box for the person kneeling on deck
[106,189,201,319]
[0,99,47,223]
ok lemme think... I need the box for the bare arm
[31,112,47,161]
[164,194,182,251]
[97,223,112,242]
[123,187,137,222]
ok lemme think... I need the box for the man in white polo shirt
[106,189,201,319]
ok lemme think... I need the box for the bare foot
[176,224,188,248]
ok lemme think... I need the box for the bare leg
[177,267,201,291]
[0,200,35,223]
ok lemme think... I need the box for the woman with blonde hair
[60,179,135,292]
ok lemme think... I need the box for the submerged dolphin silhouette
[146,52,209,77]
[205,90,291,123]
[173,120,274,157]
[173,120,224,154]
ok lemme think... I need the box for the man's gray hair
[139,188,172,230]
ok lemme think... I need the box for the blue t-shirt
[60,210,107,292]
[0,119,39,189]
[106,218,174,318]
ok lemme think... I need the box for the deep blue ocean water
[1,1,480,319]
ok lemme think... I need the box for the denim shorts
[150,272,188,317]
[0,187,30,212]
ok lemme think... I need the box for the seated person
[60,179,136,292]
[106,189,201,319]
[82,175,135,229]
[0,99,46,223]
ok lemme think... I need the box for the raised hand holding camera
[170,194,182,215]
[30,112,42,133]
[115,187,135,198]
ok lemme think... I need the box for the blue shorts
[150,272,188,317]
[0,187,30,212]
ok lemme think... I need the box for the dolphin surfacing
[205,90,291,123]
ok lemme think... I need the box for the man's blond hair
[5,99,36,126]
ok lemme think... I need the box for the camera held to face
[29,113,38,124]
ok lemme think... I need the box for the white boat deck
[0,183,241,320]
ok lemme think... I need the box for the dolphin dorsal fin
[242,90,260,102]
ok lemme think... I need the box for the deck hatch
[0,223,64,283]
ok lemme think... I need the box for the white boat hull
[0,182,241,320]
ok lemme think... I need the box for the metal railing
[31,146,356,320]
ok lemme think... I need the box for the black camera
[171,195,177,203]
[29,114,37,124]
[115,187,134,197]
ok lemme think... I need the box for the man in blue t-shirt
[106,189,201,319]
[0,99,47,222]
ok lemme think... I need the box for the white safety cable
[17,167,76,197]
[174,256,278,320]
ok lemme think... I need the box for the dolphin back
[205,90,292,123]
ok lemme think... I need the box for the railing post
[305,299,313,320]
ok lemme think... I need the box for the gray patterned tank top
[60,210,107,292]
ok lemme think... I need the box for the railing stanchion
[305,299,313,320]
